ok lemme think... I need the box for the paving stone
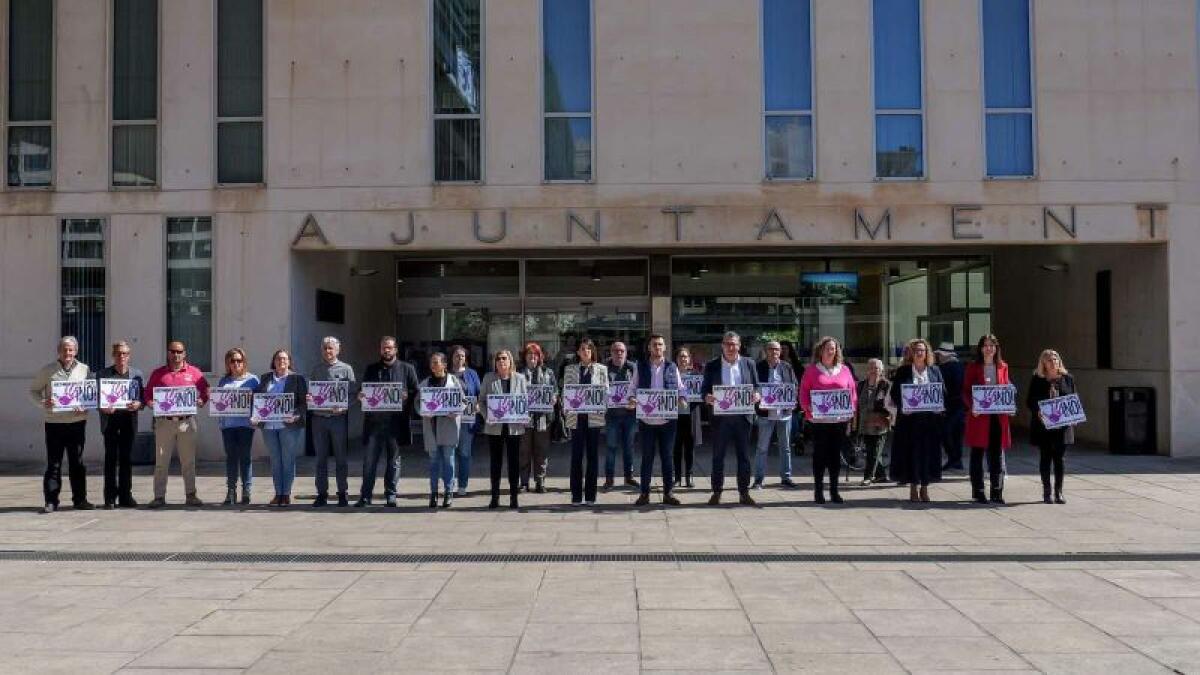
[641,635,771,671]
[131,635,284,669]
[518,622,638,653]
[879,636,1031,671]
[389,636,519,671]
[273,622,410,652]
[639,610,754,637]
[856,609,985,637]
[509,651,640,674]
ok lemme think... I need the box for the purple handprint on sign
[815,399,833,414]
[640,402,657,415]
[312,393,327,406]
[365,389,384,408]
[212,398,229,412]
[257,405,273,418]
[158,399,174,412]
[567,391,585,409]
[424,399,441,412]
[105,392,121,404]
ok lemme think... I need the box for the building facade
[1,0,1198,460]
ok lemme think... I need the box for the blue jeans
[429,444,456,495]
[220,426,255,491]
[262,426,303,496]
[454,426,476,492]
[605,414,637,480]
[639,421,676,496]
[755,418,793,483]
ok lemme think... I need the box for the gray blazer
[560,362,609,429]
[479,371,530,436]
[419,374,463,455]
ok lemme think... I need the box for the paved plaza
[2,446,1200,673]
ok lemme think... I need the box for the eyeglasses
[168,349,185,355]
[229,358,244,363]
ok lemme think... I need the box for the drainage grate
[2,550,1200,564]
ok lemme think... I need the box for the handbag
[551,400,571,443]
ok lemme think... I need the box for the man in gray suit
[701,331,762,506]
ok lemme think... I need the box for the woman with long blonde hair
[889,338,946,503]
[1026,349,1076,504]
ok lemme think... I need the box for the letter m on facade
[854,208,891,241]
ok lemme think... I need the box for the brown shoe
[281,495,291,506]
[919,486,930,503]
[662,494,682,506]
[269,495,281,506]
[634,494,650,506]
[738,492,757,507]
[909,485,920,503]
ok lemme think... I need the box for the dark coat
[361,359,420,444]
[888,364,945,483]
[255,371,309,430]
[1026,373,1076,445]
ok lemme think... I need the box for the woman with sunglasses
[217,348,258,505]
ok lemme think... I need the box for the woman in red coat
[962,334,1013,504]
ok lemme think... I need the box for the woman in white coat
[480,350,529,509]
[419,352,462,509]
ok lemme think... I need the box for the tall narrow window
[113,0,158,187]
[7,0,53,187]
[166,217,213,371]
[873,0,924,178]
[982,0,1033,177]
[217,0,263,185]
[762,0,813,180]
[61,219,106,369]
[433,0,482,182]
[543,0,592,182]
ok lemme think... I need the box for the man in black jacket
[701,331,761,506]
[356,336,419,507]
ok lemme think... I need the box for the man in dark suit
[701,331,761,506]
[356,336,419,507]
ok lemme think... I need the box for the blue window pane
[873,0,922,110]
[876,114,923,178]
[545,117,592,181]
[986,112,1033,176]
[763,0,811,111]
[765,115,813,179]
[434,0,482,115]
[982,0,1031,109]
[543,0,591,114]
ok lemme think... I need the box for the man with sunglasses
[96,341,144,508]
[143,340,210,507]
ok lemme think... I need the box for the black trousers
[906,415,943,488]
[861,433,887,482]
[811,423,846,495]
[570,419,600,503]
[711,417,752,494]
[970,415,1006,493]
[673,413,695,479]
[44,421,88,506]
[102,414,136,503]
[489,427,521,500]
[1038,436,1068,492]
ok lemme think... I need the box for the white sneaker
[41,503,56,514]
[456,488,466,497]
[571,501,584,507]
[860,479,872,486]
[584,501,595,506]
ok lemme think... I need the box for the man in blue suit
[701,331,761,506]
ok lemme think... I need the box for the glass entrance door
[523,300,649,376]
[395,298,522,377]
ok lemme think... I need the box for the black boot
[1043,486,1053,504]
[312,494,328,507]
[1054,486,1066,504]
[814,481,825,504]
[989,487,1005,505]
[509,495,519,509]
[337,492,349,507]
[429,492,438,509]
[974,490,988,504]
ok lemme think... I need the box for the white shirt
[721,357,742,387]
[639,359,681,427]
[912,365,930,385]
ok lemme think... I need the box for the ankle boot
[973,489,988,504]
[509,495,519,509]
[909,485,920,502]
[429,493,438,509]
[222,488,236,506]
[919,486,930,502]
[1054,489,1066,504]
[814,482,825,504]
[337,492,349,507]
[989,488,1004,505]
[1043,486,1053,504]
[240,488,251,505]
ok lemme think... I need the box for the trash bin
[1109,387,1156,455]
[132,431,156,465]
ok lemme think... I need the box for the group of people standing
[28,331,1080,513]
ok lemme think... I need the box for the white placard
[1039,393,1086,430]
[682,374,704,403]
[309,380,350,411]
[607,381,633,408]
[50,380,98,412]
[99,378,137,409]
[635,389,679,421]
[419,386,464,417]
[758,382,798,411]
[711,384,755,415]
[252,393,295,423]
[152,386,199,417]
[360,382,406,412]
[209,387,253,417]
[526,384,556,413]
[486,393,531,425]
[971,384,1017,415]
[810,388,854,421]
[900,383,945,413]
[562,384,606,414]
